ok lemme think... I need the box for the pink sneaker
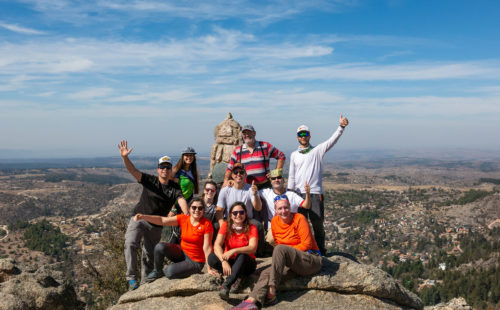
[231,299,258,309]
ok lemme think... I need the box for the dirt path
[0,225,8,241]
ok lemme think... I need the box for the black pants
[298,193,326,255]
[153,242,204,279]
[207,253,257,288]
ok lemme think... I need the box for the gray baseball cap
[242,124,255,132]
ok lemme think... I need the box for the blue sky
[0,0,499,158]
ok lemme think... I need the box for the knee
[272,244,288,259]
[154,242,167,254]
[207,253,219,268]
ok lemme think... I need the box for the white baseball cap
[296,125,309,133]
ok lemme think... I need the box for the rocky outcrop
[209,113,242,179]
[424,297,472,310]
[110,255,423,310]
[0,258,83,310]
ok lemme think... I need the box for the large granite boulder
[0,258,83,310]
[110,255,423,310]
[209,113,242,179]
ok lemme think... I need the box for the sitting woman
[232,195,322,309]
[208,201,258,300]
[134,197,218,282]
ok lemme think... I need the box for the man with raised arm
[259,168,311,231]
[224,124,285,189]
[117,140,188,290]
[287,115,349,255]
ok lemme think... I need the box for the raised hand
[117,140,133,158]
[304,180,310,194]
[251,180,258,195]
[339,114,349,128]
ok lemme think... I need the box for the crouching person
[134,197,219,282]
[208,201,258,300]
[232,195,322,309]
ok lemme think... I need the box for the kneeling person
[232,195,322,309]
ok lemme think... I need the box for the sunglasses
[232,170,245,175]
[270,176,282,180]
[158,165,172,170]
[274,194,289,202]
[191,206,204,211]
[297,131,310,138]
[204,188,216,193]
[231,210,245,216]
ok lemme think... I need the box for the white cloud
[67,87,113,100]
[0,22,46,35]
[21,0,357,25]
[244,61,500,81]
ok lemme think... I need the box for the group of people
[117,115,349,309]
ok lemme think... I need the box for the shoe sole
[219,289,229,300]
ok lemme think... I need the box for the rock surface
[423,297,472,310]
[0,258,83,310]
[209,113,242,179]
[110,255,423,310]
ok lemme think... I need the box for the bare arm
[276,158,285,169]
[213,232,225,261]
[215,208,225,227]
[203,232,218,276]
[118,140,142,182]
[177,197,189,215]
[134,214,178,226]
[222,236,257,260]
[222,170,233,187]
[251,181,262,211]
[301,181,311,209]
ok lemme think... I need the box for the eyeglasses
[158,165,172,170]
[204,188,216,193]
[274,194,289,202]
[191,206,204,211]
[231,210,245,216]
[297,131,310,138]
[232,170,245,175]
[270,176,282,180]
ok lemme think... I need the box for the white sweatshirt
[288,126,344,194]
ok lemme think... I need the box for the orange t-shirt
[271,213,319,252]
[218,221,258,259]
[177,214,213,262]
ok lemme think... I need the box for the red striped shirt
[227,141,285,184]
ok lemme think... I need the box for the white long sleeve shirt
[288,126,344,194]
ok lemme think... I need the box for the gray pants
[249,244,322,304]
[124,217,162,283]
[154,242,204,279]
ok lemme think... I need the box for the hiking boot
[219,284,230,300]
[230,277,244,293]
[145,269,163,283]
[128,279,139,291]
[230,299,258,309]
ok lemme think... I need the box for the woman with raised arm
[208,201,258,300]
[134,197,218,282]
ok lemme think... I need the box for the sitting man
[259,168,310,245]
[232,195,322,309]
